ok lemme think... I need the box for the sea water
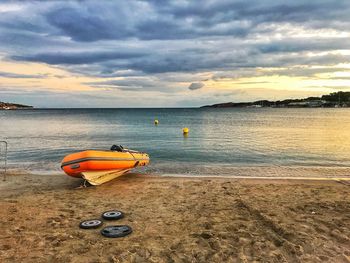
[1,108,350,176]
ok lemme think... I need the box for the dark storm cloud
[46,6,130,42]
[88,78,157,88]
[166,0,350,25]
[1,0,350,87]
[188,82,204,90]
[14,44,345,78]
[43,1,251,42]
[35,1,350,42]
[257,38,350,54]
[0,71,47,79]
[86,76,181,93]
[12,51,147,65]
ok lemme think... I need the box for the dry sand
[0,172,350,263]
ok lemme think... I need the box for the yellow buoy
[182,127,189,134]
[154,119,159,125]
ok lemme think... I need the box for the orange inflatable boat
[61,145,149,185]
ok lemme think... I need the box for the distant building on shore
[287,100,326,108]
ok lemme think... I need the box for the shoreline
[4,164,350,179]
[1,172,350,262]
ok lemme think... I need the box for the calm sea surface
[1,108,350,176]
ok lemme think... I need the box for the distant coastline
[201,91,350,108]
[0,101,33,110]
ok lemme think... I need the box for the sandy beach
[0,172,350,263]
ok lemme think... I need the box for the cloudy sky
[1,0,350,107]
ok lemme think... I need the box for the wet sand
[0,173,350,262]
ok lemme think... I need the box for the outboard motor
[110,145,124,152]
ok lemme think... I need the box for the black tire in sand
[101,210,124,220]
[79,219,103,229]
[101,225,132,238]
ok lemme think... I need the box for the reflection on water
[0,108,350,176]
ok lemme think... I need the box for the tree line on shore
[0,101,33,110]
[201,91,350,108]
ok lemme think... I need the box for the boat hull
[61,149,149,184]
